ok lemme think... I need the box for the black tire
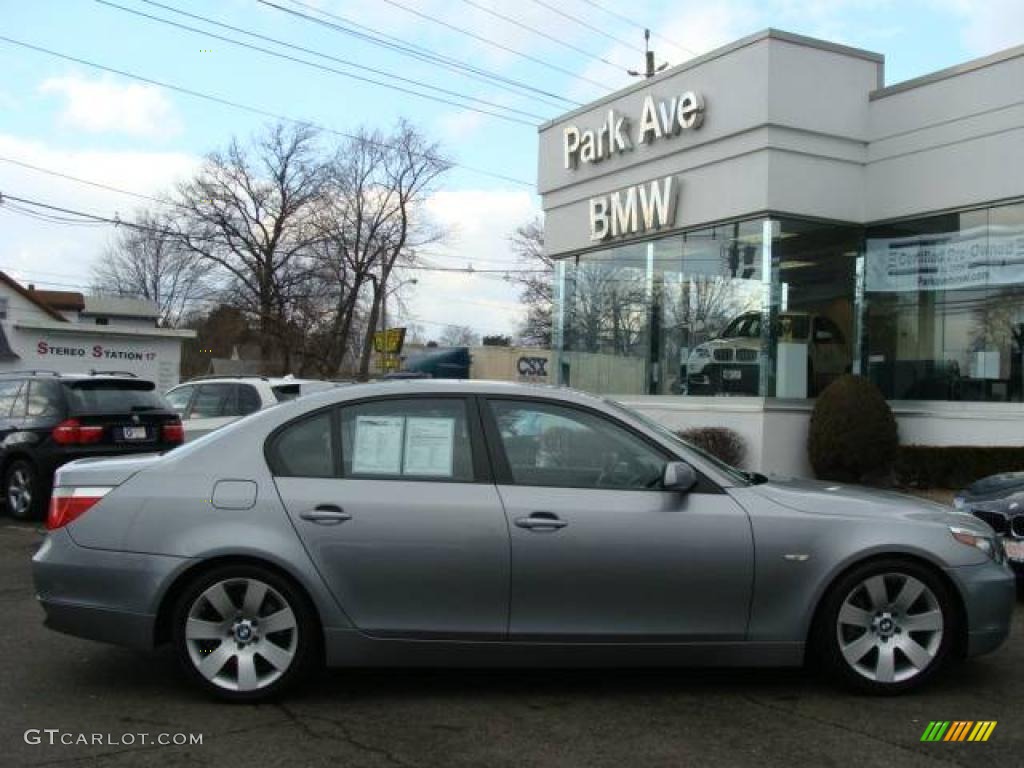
[5,459,44,521]
[813,557,957,695]
[172,563,321,702]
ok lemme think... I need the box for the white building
[0,272,195,390]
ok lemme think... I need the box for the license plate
[1004,539,1024,562]
[722,369,742,381]
[121,426,147,441]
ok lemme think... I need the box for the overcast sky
[1,0,1021,339]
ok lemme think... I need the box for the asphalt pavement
[1,521,1021,768]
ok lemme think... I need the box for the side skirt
[323,630,804,668]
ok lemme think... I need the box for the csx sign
[517,356,549,378]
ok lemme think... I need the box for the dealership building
[0,272,194,390]
[538,28,1024,476]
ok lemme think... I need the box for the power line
[526,0,644,53]
[94,0,542,125]
[0,35,534,187]
[0,192,552,275]
[576,0,699,57]
[0,155,174,208]
[262,0,580,110]
[456,0,625,73]
[376,0,611,93]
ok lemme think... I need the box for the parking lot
[1,521,1020,768]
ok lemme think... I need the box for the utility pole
[627,29,669,79]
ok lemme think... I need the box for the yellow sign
[373,327,406,355]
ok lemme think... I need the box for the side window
[237,384,262,415]
[339,398,474,482]
[268,411,334,478]
[190,383,233,418]
[9,380,27,418]
[27,379,62,418]
[487,400,667,490]
[164,385,194,416]
[0,380,22,417]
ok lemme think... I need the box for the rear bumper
[947,560,1018,657]
[32,528,190,650]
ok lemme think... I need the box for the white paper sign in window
[403,417,455,477]
[352,416,404,474]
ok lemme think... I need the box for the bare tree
[316,120,451,379]
[439,324,479,347]
[509,217,553,347]
[90,210,212,327]
[168,122,327,373]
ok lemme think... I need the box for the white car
[685,311,849,396]
[164,376,341,440]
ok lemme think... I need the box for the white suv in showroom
[164,376,340,440]
[685,311,849,396]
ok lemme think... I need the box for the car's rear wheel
[816,558,956,694]
[5,460,42,520]
[172,564,319,702]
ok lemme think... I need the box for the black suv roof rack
[0,370,61,377]
[87,370,138,377]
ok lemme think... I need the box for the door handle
[514,512,568,531]
[299,504,352,525]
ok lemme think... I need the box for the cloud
[940,0,1024,55]
[398,187,541,337]
[39,74,183,140]
[0,134,198,285]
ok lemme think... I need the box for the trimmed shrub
[808,374,898,483]
[896,445,1024,489]
[677,427,746,468]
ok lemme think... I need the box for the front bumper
[947,559,1018,657]
[32,528,190,650]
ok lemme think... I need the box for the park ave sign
[561,91,705,242]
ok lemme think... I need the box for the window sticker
[403,417,455,477]
[352,415,405,474]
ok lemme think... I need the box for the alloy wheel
[836,572,944,684]
[7,468,32,518]
[184,577,299,692]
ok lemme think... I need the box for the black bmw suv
[0,371,184,520]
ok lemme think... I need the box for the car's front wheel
[816,558,956,694]
[172,564,320,702]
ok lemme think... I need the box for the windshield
[604,399,752,486]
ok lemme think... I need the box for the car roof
[295,378,608,408]
[172,376,327,387]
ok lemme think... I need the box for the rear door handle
[514,512,568,531]
[299,504,352,525]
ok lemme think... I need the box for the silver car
[33,381,1015,701]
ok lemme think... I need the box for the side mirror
[662,461,697,492]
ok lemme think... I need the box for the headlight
[952,496,965,511]
[950,526,1004,563]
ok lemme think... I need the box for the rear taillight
[162,420,185,443]
[46,486,113,530]
[52,419,104,445]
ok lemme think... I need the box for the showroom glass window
[863,202,1024,402]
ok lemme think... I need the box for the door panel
[276,477,509,637]
[483,397,753,641]
[271,397,509,638]
[499,485,753,640]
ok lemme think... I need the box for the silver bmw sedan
[33,380,1015,701]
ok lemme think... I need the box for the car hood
[749,475,988,531]
[961,471,1024,501]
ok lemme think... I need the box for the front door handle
[300,504,352,525]
[514,512,568,531]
